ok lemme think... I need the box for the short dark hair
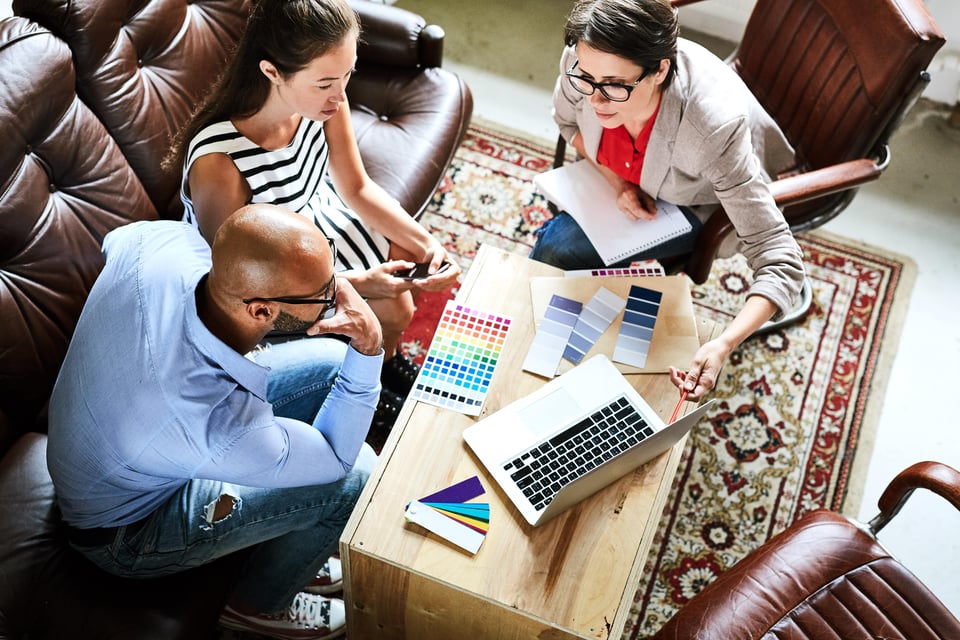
[564,0,679,89]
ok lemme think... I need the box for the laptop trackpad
[516,387,582,440]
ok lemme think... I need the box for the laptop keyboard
[502,395,655,511]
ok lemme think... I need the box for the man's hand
[306,277,382,355]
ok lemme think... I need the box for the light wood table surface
[340,244,716,639]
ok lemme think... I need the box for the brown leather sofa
[0,1,471,637]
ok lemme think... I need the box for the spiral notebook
[534,160,692,265]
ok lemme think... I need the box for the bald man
[48,204,383,638]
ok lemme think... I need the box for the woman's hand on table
[668,337,730,401]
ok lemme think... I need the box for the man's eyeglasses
[241,237,338,317]
[565,60,653,102]
[242,273,337,308]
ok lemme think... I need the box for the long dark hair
[564,0,679,89]
[163,0,360,173]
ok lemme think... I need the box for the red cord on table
[669,388,689,423]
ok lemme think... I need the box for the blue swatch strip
[612,285,663,369]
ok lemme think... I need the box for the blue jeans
[70,337,376,614]
[529,209,702,270]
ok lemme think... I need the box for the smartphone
[397,261,451,280]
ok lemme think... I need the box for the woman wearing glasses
[165,0,459,423]
[531,0,805,400]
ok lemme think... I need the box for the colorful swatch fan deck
[404,476,489,554]
[409,301,511,415]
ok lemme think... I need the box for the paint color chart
[522,294,583,378]
[612,285,663,368]
[562,287,627,365]
[409,301,511,416]
[564,264,665,278]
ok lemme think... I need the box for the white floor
[442,58,960,615]
[4,0,958,619]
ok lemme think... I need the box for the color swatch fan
[409,301,511,416]
[529,275,700,374]
[404,476,489,554]
[612,285,663,369]
[522,294,582,378]
[562,287,626,365]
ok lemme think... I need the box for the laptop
[463,354,715,526]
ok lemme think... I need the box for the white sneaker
[219,592,346,640]
[304,555,343,595]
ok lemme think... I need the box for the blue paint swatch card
[522,294,583,378]
[612,285,663,368]
[562,287,626,364]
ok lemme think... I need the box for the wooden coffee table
[340,245,715,639]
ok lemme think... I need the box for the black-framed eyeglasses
[242,272,337,307]
[565,60,653,102]
[241,237,338,313]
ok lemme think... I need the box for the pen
[669,388,689,424]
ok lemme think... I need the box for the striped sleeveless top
[180,117,389,271]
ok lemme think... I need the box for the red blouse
[596,97,661,186]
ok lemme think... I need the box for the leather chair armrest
[679,155,883,284]
[345,0,471,218]
[351,0,444,68]
[769,157,883,207]
[869,461,960,532]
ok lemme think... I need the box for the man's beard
[272,309,314,334]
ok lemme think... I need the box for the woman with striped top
[165,0,460,421]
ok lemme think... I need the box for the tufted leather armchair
[652,461,960,639]
[0,1,471,637]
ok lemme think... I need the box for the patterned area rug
[400,121,915,638]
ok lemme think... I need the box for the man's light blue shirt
[48,221,381,529]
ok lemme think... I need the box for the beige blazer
[553,39,804,317]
